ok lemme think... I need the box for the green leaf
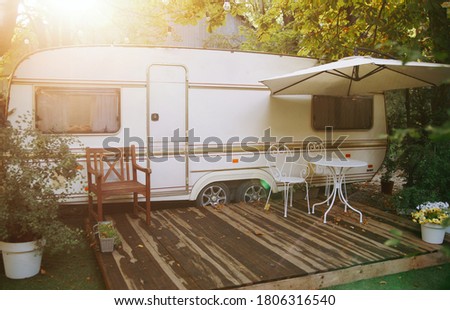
[384,238,400,247]
[389,228,403,238]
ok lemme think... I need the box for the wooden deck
[91,195,450,290]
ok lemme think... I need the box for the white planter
[421,223,446,244]
[94,221,117,253]
[0,240,43,279]
[99,237,115,253]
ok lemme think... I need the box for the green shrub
[0,113,82,253]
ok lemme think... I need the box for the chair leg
[133,193,138,215]
[88,191,93,221]
[290,184,295,207]
[145,194,151,225]
[326,175,331,206]
[265,187,273,208]
[343,175,348,212]
[305,183,310,214]
[283,184,289,217]
[97,195,103,222]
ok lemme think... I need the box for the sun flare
[44,0,113,28]
[50,0,101,14]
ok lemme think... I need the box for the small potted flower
[380,141,398,195]
[411,202,449,244]
[94,221,121,253]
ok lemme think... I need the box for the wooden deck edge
[237,251,450,290]
[85,217,112,290]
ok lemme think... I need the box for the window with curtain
[312,95,373,130]
[35,87,120,134]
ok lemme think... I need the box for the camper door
[148,64,188,196]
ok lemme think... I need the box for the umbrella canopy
[261,56,450,96]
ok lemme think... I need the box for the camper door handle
[151,113,159,121]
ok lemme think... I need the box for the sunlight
[50,0,101,15]
[45,0,112,27]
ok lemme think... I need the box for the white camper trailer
[6,46,387,206]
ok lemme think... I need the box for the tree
[0,0,20,55]
[236,0,446,62]
[1,0,449,209]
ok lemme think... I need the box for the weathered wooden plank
[209,204,355,271]
[239,251,450,290]
[233,201,402,264]
[132,215,200,289]
[304,208,424,257]
[107,214,184,289]
[329,201,443,253]
[92,196,448,290]
[85,218,128,290]
[287,198,439,256]
[153,206,309,289]
[97,252,129,290]
[166,207,289,283]
[186,207,309,281]
[203,204,341,273]
[148,208,243,289]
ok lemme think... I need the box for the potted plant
[0,114,81,279]
[94,221,121,253]
[380,141,398,195]
[411,201,449,244]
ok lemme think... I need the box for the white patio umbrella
[260,56,450,96]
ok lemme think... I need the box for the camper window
[35,87,120,134]
[312,95,373,130]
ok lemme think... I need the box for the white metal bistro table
[311,158,367,223]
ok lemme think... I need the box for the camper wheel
[196,182,231,207]
[236,180,268,203]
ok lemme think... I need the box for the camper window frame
[34,87,121,135]
[311,95,374,131]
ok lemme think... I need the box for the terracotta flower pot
[380,180,394,195]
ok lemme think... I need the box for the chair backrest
[306,141,328,175]
[266,144,308,180]
[86,147,133,183]
[306,140,326,162]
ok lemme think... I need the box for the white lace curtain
[36,88,119,133]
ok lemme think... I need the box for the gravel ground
[347,170,404,213]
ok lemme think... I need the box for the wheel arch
[189,169,277,201]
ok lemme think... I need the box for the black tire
[236,180,269,203]
[196,182,231,207]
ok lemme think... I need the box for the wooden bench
[86,145,151,225]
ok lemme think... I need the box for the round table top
[312,158,368,168]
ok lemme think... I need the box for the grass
[0,243,105,290]
[326,263,450,290]
[0,211,105,290]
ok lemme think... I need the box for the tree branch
[372,0,387,46]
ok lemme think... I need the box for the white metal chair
[265,144,310,217]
